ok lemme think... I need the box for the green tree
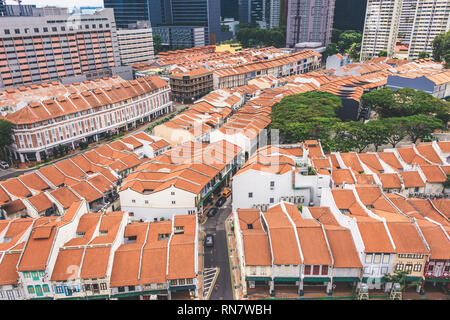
[0,119,13,161]
[153,34,163,54]
[348,42,361,61]
[432,31,450,67]
[361,87,450,123]
[365,120,389,151]
[324,43,339,60]
[383,117,408,148]
[378,50,388,57]
[383,270,423,294]
[418,51,430,59]
[337,30,362,52]
[270,92,342,143]
[403,115,443,143]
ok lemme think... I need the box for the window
[170,280,177,286]
[312,265,320,275]
[128,285,135,291]
[43,27,48,32]
[118,286,125,292]
[396,263,404,271]
[381,267,388,274]
[4,29,10,35]
[374,254,381,264]
[35,285,43,296]
[428,265,434,271]
[321,266,328,275]
[304,265,311,274]
[382,254,390,264]
[171,192,175,195]
[444,266,450,272]
[413,264,422,272]
[178,279,185,285]
[269,198,274,203]
[172,201,176,204]
[186,278,193,284]
[248,192,253,198]
[372,267,379,275]
[27,286,35,294]
[365,254,372,264]
[84,284,91,291]
[132,199,136,203]
[247,224,253,229]
[270,181,274,187]
[100,283,107,291]
[405,264,413,274]
[34,28,39,32]
[15,29,20,34]
[52,27,57,32]
[42,285,49,293]
[145,200,149,204]
[363,267,370,274]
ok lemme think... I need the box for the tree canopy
[0,119,13,161]
[324,29,362,61]
[236,27,286,48]
[432,30,450,68]
[361,87,450,123]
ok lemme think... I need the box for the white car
[0,161,9,169]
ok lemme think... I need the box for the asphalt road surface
[202,197,233,300]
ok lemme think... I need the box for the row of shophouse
[4,75,172,163]
[0,131,170,220]
[0,200,199,300]
[233,191,449,298]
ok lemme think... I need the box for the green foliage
[444,174,450,189]
[418,51,430,59]
[432,30,450,67]
[378,50,388,57]
[79,141,89,150]
[270,91,342,143]
[236,27,286,48]
[325,29,362,61]
[153,34,163,54]
[0,119,13,161]
[361,87,450,123]
[383,117,408,148]
[221,24,230,32]
[403,114,443,143]
[348,42,361,61]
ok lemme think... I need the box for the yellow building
[215,43,243,54]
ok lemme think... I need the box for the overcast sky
[5,0,104,8]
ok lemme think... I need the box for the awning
[333,277,360,282]
[273,277,299,282]
[303,277,331,282]
[406,276,423,282]
[85,294,109,300]
[30,297,53,300]
[169,284,196,292]
[112,289,168,298]
[362,277,386,283]
[245,277,271,282]
[425,278,450,283]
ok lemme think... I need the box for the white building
[117,28,154,66]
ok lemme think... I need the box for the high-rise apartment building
[103,0,151,29]
[117,22,154,65]
[361,0,450,61]
[360,0,403,61]
[286,0,336,48]
[0,8,131,89]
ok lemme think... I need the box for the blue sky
[5,0,104,8]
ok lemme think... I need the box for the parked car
[0,161,9,169]
[205,234,214,247]
[215,197,226,207]
[207,207,218,217]
[222,188,231,198]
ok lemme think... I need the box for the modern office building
[148,0,231,45]
[103,0,151,29]
[361,0,450,61]
[0,8,133,89]
[117,25,154,65]
[153,26,206,49]
[286,0,336,48]
[238,0,280,29]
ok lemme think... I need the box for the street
[202,196,234,300]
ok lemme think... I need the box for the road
[202,196,234,300]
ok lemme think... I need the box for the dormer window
[99,230,108,236]
[174,226,184,234]
[76,232,85,238]
[158,233,170,240]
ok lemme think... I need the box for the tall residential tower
[286,0,336,48]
